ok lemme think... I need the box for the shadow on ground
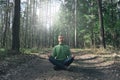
[0,53,120,80]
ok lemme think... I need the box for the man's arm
[67,46,75,58]
[52,47,57,57]
[47,47,56,58]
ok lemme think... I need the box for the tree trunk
[74,0,77,48]
[12,0,20,52]
[2,0,9,48]
[98,0,106,48]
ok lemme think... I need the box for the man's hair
[58,34,64,39]
[58,35,63,38]
[58,32,64,39]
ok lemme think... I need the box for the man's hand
[71,54,75,58]
[47,53,51,57]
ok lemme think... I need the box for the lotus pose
[48,35,75,70]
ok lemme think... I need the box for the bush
[0,48,7,59]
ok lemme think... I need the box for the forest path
[0,50,120,80]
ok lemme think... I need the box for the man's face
[58,36,64,43]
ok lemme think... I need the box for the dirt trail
[0,52,120,80]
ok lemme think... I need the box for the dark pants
[49,56,74,69]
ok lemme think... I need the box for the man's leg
[63,57,74,66]
[49,56,66,69]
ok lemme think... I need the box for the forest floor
[0,49,120,80]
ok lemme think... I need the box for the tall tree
[98,0,106,48]
[12,0,20,52]
[74,0,77,48]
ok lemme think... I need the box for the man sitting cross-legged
[48,35,75,70]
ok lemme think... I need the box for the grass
[20,48,52,54]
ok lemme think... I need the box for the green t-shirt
[52,44,71,60]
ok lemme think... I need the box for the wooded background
[0,0,120,52]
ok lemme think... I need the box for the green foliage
[1,0,120,50]
[102,1,120,48]
[83,35,91,43]
[0,48,7,59]
[20,48,40,54]
[20,48,31,54]
[84,14,96,24]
